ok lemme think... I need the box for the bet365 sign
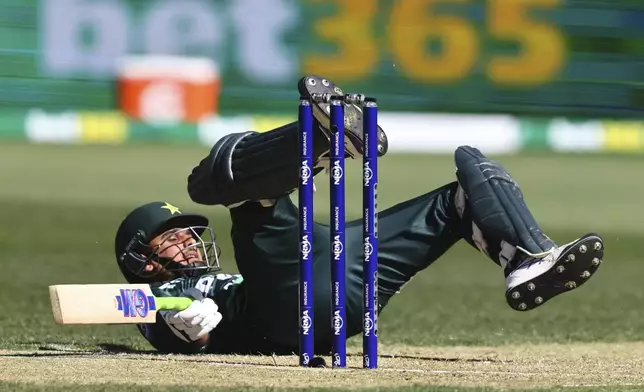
[41,0,565,87]
[302,0,566,87]
[39,0,642,117]
[41,0,299,82]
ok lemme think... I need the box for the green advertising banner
[0,0,643,117]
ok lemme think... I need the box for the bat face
[50,284,161,325]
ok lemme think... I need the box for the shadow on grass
[0,342,156,357]
[1,342,511,364]
[374,353,511,363]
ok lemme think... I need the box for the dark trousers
[229,182,470,354]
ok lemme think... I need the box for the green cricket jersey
[135,184,465,355]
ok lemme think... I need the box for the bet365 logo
[115,289,157,318]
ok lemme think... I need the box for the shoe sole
[298,75,388,157]
[505,235,604,311]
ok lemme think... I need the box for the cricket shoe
[298,74,388,158]
[505,233,604,311]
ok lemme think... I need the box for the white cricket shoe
[505,233,604,311]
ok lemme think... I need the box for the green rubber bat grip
[156,297,193,311]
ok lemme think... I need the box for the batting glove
[160,288,223,343]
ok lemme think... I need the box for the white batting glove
[160,288,223,343]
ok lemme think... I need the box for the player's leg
[342,146,604,323]
[297,74,389,159]
[187,121,329,207]
[342,182,464,325]
[453,145,604,311]
[187,75,388,208]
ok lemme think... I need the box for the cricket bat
[49,284,193,325]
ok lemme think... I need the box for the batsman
[115,75,605,356]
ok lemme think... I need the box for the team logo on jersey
[115,289,157,318]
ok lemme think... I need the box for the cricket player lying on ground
[114,75,604,355]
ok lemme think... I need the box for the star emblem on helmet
[161,202,181,215]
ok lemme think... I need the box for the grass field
[0,143,643,391]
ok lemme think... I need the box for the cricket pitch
[1,342,642,389]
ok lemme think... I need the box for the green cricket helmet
[115,201,221,283]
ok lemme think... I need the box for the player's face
[149,228,205,265]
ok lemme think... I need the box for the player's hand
[160,289,223,343]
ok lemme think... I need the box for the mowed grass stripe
[1,143,643,233]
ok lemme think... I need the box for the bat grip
[156,297,193,311]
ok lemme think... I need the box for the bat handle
[156,297,194,311]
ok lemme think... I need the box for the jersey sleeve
[135,273,246,354]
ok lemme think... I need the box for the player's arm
[187,122,328,208]
[139,274,243,354]
[136,289,219,354]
